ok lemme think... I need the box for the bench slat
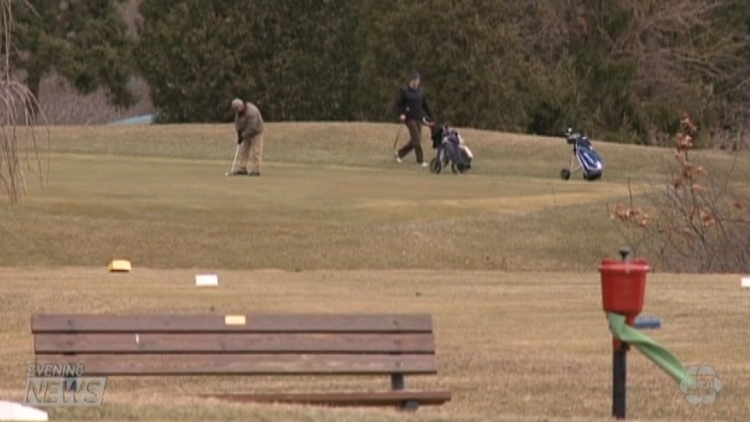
[32,314,433,333]
[34,333,435,354]
[35,353,438,375]
[198,390,453,406]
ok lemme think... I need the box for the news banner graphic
[23,363,107,407]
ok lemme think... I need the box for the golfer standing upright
[231,98,265,176]
[395,70,434,166]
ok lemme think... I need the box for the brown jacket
[235,102,264,140]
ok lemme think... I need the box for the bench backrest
[32,314,438,376]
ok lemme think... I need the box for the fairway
[4,123,747,272]
[1,123,749,421]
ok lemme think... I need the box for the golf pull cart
[429,145,461,175]
[428,122,473,175]
[560,128,603,181]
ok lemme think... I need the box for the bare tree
[611,114,750,273]
[0,0,48,205]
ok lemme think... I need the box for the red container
[599,258,650,319]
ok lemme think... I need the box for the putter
[225,144,240,176]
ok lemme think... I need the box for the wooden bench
[31,313,452,410]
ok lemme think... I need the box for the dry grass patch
[0,268,747,421]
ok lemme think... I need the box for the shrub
[611,114,750,272]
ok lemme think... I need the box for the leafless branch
[0,0,49,205]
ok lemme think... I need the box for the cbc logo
[680,366,723,405]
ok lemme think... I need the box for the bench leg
[64,376,77,393]
[402,399,419,411]
[391,374,419,411]
[391,374,405,391]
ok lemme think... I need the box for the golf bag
[429,125,473,174]
[560,128,603,181]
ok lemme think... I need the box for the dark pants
[397,119,424,163]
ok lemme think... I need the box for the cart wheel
[560,169,571,180]
[430,158,441,174]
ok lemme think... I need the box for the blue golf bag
[560,128,603,181]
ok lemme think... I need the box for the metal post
[613,342,629,419]
[612,246,632,420]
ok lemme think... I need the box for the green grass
[0,122,749,421]
[3,123,748,271]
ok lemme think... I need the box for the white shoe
[396,156,403,163]
[420,162,428,167]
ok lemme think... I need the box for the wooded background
[13,0,750,146]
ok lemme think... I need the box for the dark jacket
[397,86,433,121]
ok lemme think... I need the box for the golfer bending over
[231,98,265,176]
[395,71,434,167]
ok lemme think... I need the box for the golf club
[392,125,403,151]
[393,117,436,163]
[225,144,240,176]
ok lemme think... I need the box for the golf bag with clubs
[560,128,603,181]
[429,124,473,174]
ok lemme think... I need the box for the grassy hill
[1,123,747,271]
